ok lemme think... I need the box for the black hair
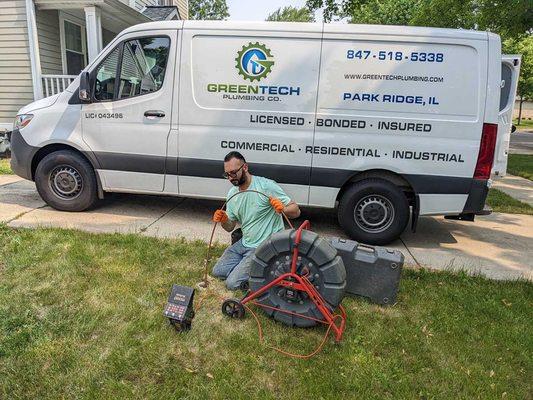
[224,151,246,163]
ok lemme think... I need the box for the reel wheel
[222,298,245,319]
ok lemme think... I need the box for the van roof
[121,20,490,41]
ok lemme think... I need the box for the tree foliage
[266,6,315,22]
[189,0,229,20]
[504,36,533,101]
[306,0,532,39]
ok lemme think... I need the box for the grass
[513,118,533,130]
[0,158,12,174]
[0,225,531,399]
[507,154,533,181]
[486,188,533,215]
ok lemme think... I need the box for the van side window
[94,47,119,101]
[118,37,170,99]
[499,63,513,111]
[93,36,170,102]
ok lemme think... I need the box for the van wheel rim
[49,165,83,199]
[354,195,395,233]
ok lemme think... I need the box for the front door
[82,30,177,192]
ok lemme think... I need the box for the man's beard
[231,174,246,186]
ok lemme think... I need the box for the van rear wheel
[35,150,98,211]
[338,179,409,245]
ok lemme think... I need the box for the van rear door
[492,55,521,177]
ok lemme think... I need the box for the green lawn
[0,158,12,174]
[507,154,533,181]
[513,118,533,130]
[487,188,533,215]
[0,225,531,399]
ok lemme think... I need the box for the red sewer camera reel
[221,219,404,346]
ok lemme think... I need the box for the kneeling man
[212,151,301,290]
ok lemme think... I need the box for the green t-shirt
[226,175,291,249]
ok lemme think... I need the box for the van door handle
[144,110,165,118]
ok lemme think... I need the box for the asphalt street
[510,130,533,154]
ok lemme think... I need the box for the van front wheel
[338,179,409,245]
[35,150,98,211]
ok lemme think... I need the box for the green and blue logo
[235,42,275,82]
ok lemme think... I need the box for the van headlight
[14,114,34,130]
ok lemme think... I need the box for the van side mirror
[79,71,91,103]
[511,125,517,133]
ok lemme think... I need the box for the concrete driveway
[2,176,532,282]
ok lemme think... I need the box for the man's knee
[225,254,253,290]
[211,243,241,278]
[212,260,228,278]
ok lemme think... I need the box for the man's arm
[221,218,237,232]
[213,209,237,232]
[283,200,300,219]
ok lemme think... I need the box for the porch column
[84,6,103,63]
[25,0,43,100]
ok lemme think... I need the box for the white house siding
[36,10,62,74]
[103,28,117,47]
[133,0,158,12]
[0,0,34,126]
[175,0,187,19]
[131,0,188,18]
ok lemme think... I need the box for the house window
[64,20,87,75]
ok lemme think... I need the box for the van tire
[35,150,98,212]
[338,179,409,245]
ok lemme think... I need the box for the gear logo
[235,42,274,82]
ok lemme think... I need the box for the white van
[9,21,520,244]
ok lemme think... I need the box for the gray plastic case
[329,238,404,305]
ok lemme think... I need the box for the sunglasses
[222,163,245,179]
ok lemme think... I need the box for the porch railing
[41,75,77,97]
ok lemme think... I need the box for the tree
[266,6,315,22]
[306,0,343,22]
[503,35,533,124]
[306,0,533,37]
[189,0,229,20]
[344,0,417,26]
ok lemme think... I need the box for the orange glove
[213,209,228,223]
[269,197,284,214]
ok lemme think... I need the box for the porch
[31,0,151,98]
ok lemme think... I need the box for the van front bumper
[9,128,38,181]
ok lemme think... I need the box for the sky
[226,0,320,22]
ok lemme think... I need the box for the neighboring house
[0,0,188,133]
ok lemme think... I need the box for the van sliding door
[176,23,322,204]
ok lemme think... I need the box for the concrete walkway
[492,174,533,206]
[1,175,532,282]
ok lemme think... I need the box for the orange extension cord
[197,189,346,359]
